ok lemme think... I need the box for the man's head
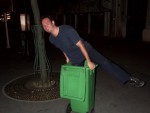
[41,16,56,33]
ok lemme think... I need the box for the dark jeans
[88,47,130,84]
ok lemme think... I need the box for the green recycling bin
[60,61,97,113]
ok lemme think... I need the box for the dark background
[0,0,148,54]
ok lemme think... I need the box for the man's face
[42,18,53,33]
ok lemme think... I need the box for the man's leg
[89,48,130,83]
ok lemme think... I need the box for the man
[41,16,145,87]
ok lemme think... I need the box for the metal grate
[3,73,60,101]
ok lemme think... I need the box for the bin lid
[60,65,86,101]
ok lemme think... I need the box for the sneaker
[126,76,146,87]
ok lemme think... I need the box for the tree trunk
[30,0,47,83]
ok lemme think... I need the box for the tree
[30,0,50,85]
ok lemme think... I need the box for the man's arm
[76,40,95,70]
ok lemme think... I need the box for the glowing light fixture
[20,14,30,31]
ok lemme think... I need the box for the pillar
[4,13,10,48]
[104,12,110,37]
[75,14,78,29]
[88,13,91,34]
[142,0,150,42]
[63,15,66,25]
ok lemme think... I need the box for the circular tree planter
[2,72,60,102]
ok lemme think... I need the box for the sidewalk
[0,38,150,113]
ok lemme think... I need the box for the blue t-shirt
[49,25,91,65]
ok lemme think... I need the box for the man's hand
[66,58,70,63]
[63,52,70,63]
[88,61,96,70]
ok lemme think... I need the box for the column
[4,13,10,48]
[88,13,91,34]
[75,14,78,29]
[63,15,66,25]
[104,12,110,37]
[142,0,150,42]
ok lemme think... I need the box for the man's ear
[52,20,55,25]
